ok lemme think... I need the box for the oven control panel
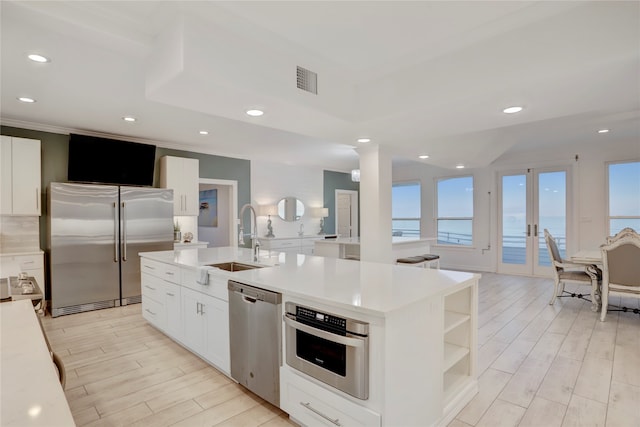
[296,306,347,331]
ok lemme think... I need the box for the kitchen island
[139,247,479,426]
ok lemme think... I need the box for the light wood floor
[40,273,639,427]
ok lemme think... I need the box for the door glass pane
[608,161,640,234]
[502,175,527,264]
[538,171,566,266]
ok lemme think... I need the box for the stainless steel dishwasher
[228,280,282,407]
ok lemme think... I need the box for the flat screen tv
[68,134,156,186]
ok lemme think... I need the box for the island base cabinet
[181,287,230,375]
[281,368,381,427]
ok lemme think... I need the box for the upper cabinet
[159,156,199,216]
[0,136,41,216]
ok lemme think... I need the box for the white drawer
[141,274,165,302]
[281,369,381,427]
[141,258,180,283]
[142,297,165,330]
[181,268,228,301]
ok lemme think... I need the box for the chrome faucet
[239,203,260,261]
[298,222,304,237]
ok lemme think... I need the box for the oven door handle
[284,314,365,348]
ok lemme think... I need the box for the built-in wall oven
[284,302,369,400]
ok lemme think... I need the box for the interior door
[336,190,358,237]
[498,168,569,276]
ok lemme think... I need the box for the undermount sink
[206,261,264,272]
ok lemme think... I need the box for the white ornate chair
[605,227,638,244]
[545,229,600,310]
[600,230,640,322]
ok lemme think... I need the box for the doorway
[335,190,358,237]
[498,167,570,276]
[198,178,238,247]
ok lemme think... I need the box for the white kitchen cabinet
[281,368,381,427]
[181,286,230,374]
[0,136,41,216]
[164,282,182,339]
[140,258,182,337]
[159,156,199,216]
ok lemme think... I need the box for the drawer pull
[166,292,175,297]
[22,260,35,265]
[144,265,156,270]
[144,285,156,291]
[145,308,156,316]
[165,271,174,276]
[300,402,342,426]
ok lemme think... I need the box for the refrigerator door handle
[122,201,127,261]
[113,202,119,262]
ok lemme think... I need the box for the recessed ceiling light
[357,138,371,143]
[246,109,264,117]
[598,129,610,134]
[456,164,465,169]
[28,54,50,63]
[199,130,209,135]
[122,116,136,122]
[418,155,430,159]
[17,97,36,103]
[503,106,523,114]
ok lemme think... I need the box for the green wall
[1,126,251,248]
[323,170,359,235]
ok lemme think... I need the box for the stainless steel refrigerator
[48,182,174,317]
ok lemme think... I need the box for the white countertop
[0,249,44,256]
[0,300,75,426]
[314,236,436,245]
[139,247,479,317]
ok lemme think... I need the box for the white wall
[251,161,325,238]
[393,138,639,273]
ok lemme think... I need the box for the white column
[356,144,393,263]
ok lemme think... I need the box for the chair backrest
[606,227,639,244]
[544,229,563,271]
[601,234,640,288]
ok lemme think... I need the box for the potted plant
[173,221,181,242]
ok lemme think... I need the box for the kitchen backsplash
[0,216,40,253]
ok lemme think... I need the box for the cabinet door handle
[145,308,156,316]
[166,292,175,297]
[144,265,155,270]
[534,224,538,237]
[299,402,341,426]
[144,285,156,290]
[35,188,39,210]
[165,271,174,276]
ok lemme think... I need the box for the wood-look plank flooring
[40,273,639,426]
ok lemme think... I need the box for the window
[437,176,473,246]
[608,160,640,234]
[392,182,421,237]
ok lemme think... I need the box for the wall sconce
[259,204,278,238]
[312,207,330,235]
[351,169,360,182]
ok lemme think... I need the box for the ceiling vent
[296,66,317,95]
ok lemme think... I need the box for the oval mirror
[277,197,305,221]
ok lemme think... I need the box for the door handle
[121,202,127,261]
[113,202,118,262]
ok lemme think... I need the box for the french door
[498,167,570,276]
